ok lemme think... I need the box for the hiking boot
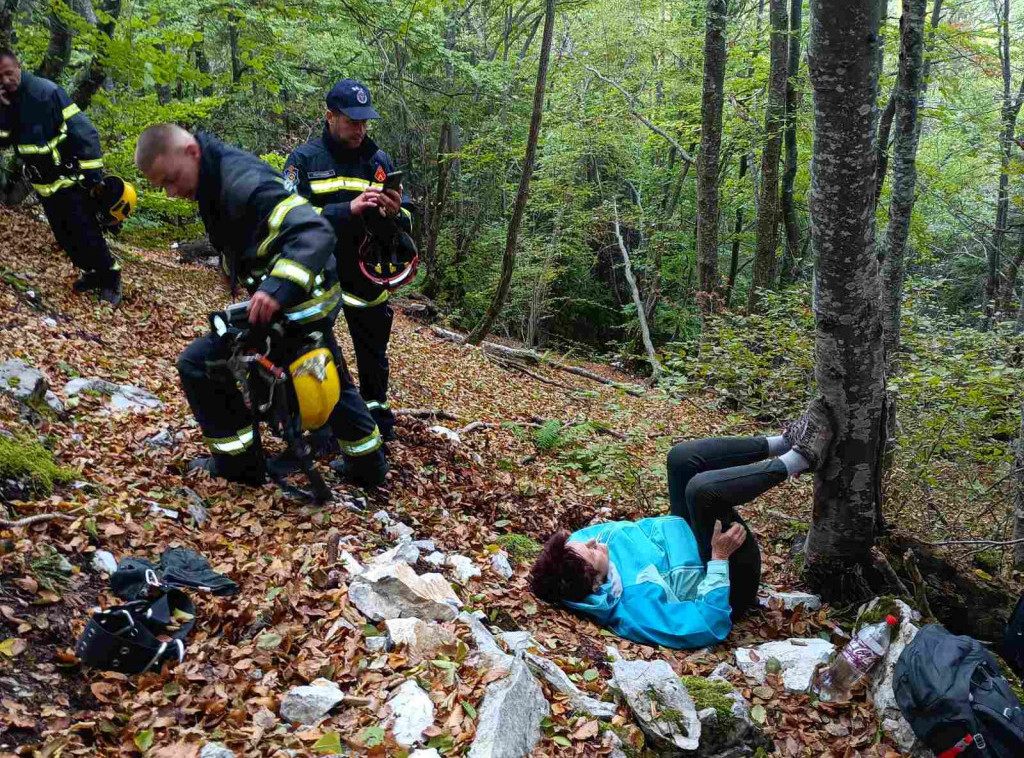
[789,398,835,472]
[330,455,389,488]
[72,270,103,293]
[188,455,265,486]
[99,269,122,306]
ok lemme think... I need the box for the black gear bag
[894,624,1024,758]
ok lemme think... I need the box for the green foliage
[534,419,564,451]
[0,433,77,497]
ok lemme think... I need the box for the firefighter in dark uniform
[133,123,388,488]
[0,48,122,304]
[284,79,413,442]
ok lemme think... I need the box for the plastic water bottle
[815,615,898,701]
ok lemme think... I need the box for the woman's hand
[710,520,746,561]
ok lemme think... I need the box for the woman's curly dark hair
[528,530,598,604]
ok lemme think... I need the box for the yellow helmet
[95,175,137,227]
[289,348,340,431]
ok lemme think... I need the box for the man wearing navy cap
[285,79,414,446]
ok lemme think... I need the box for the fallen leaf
[750,705,767,725]
[0,638,27,657]
[571,720,599,741]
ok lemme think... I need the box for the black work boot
[330,455,389,488]
[99,269,122,306]
[73,270,103,293]
[788,398,835,472]
[188,455,265,486]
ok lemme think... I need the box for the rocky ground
[0,206,918,757]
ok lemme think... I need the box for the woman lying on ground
[528,400,835,649]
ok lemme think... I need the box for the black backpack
[1001,595,1024,678]
[894,624,1024,758]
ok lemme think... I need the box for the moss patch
[681,676,737,723]
[496,533,541,563]
[0,433,77,496]
[855,594,907,641]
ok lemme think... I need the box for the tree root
[394,408,459,421]
[902,548,936,620]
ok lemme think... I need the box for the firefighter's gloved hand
[248,291,281,325]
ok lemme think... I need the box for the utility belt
[76,574,194,675]
[22,159,85,198]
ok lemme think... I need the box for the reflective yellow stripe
[204,426,255,455]
[269,258,314,289]
[365,400,390,411]
[33,176,80,196]
[285,283,342,324]
[0,129,9,139]
[257,195,308,257]
[79,158,103,169]
[17,124,68,164]
[401,208,412,221]
[62,103,81,120]
[340,427,382,456]
[341,289,389,308]
[313,206,323,215]
[309,176,384,194]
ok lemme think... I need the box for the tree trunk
[695,0,728,310]
[984,0,1024,331]
[466,0,555,345]
[873,83,898,206]
[779,0,803,285]
[725,153,748,308]
[912,0,944,145]
[1014,399,1024,571]
[747,0,789,313]
[612,199,664,381]
[803,0,886,602]
[228,12,244,84]
[70,0,120,109]
[880,0,928,358]
[1,0,19,49]
[422,121,452,301]
[1003,231,1024,314]
[38,6,73,81]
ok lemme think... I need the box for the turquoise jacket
[563,516,732,649]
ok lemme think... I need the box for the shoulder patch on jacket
[374,165,387,183]
[284,165,298,192]
[308,169,336,179]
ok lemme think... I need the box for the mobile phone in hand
[383,171,403,193]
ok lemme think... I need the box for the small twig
[0,513,74,528]
[326,529,341,566]
[903,549,935,619]
[458,420,544,435]
[395,408,459,421]
[340,695,372,707]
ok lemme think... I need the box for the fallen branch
[903,549,935,620]
[340,695,372,707]
[458,420,543,435]
[871,547,912,600]
[924,537,1024,547]
[485,350,579,391]
[0,513,74,528]
[395,408,459,421]
[433,326,645,396]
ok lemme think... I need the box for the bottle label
[841,638,879,674]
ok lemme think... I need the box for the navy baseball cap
[326,79,380,120]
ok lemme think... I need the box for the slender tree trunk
[423,121,452,301]
[912,0,943,145]
[228,12,244,84]
[664,141,697,222]
[1001,231,1024,313]
[880,0,928,358]
[725,153,748,307]
[1,0,19,49]
[747,0,789,313]
[874,84,898,206]
[612,199,664,381]
[1015,399,1024,570]
[803,0,886,602]
[467,0,555,345]
[984,0,1024,331]
[38,5,73,81]
[696,0,728,311]
[71,0,120,109]
[779,0,803,285]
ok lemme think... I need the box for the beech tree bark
[779,0,802,285]
[71,0,121,109]
[1014,398,1024,571]
[695,0,728,310]
[983,0,1024,331]
[803,0,887,601]
[880,0,928,357]
[37,6,72,81]
[467,0,555,345]
[747,0,788,313]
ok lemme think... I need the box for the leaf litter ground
[0,207,905,757]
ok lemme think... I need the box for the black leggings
[666,437,787,616]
